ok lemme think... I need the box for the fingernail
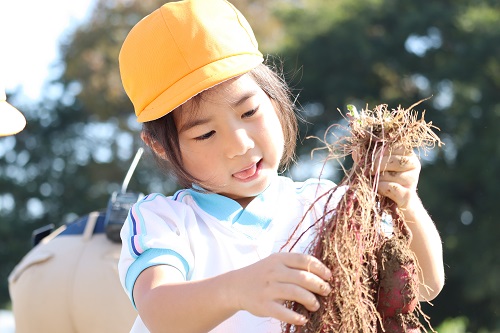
[325,285,332,295]
[320,283,332,296]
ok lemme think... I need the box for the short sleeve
[118,193,196,306]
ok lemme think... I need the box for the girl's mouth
[232,159,262,181]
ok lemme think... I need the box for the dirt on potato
[282,102,441,333]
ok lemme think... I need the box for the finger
[374,153,420,174]
[377,182,411,208]
[385,146,413,156]
[281,253,332,281]
[379,169,419,188]
[266,302,308,326]
[280,266,332,297]
[273,282,321,312]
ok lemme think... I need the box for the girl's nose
[226,128,254,158]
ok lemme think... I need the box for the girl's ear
[140,132,169,161]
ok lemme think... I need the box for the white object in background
[0,86,26,136]
[0,310,15,333]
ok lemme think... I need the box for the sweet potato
[282,103,441,333]
[376,238,419,318]
[381,313,421,333]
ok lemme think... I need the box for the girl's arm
[397,194,445,301]
[134,252,332,333]
[376,149,445,301]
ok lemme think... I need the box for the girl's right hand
[228,252,332,326]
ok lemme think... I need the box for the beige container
[8,211,136,333]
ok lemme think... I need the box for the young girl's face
[173,74,285,207]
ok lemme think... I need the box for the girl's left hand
[375,147,421,209]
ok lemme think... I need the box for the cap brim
[0,100,27,136]
[137,54,264,122]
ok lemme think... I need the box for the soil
[282,103,442,333]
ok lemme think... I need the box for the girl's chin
[236,172,274,197]
[220,173,273,201]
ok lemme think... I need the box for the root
[282,101,442,333]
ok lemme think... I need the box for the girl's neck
[235,196,256,209]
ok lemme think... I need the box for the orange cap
[119,0,264,122]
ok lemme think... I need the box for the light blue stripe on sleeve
[125,248,190,308]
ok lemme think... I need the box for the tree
[275,0,500,330]
[1,0,499,331]
[1,0,286,308]
[0,0,168,307]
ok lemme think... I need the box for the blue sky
[1,0,96,102]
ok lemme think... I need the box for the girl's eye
[194,130,215,141]
[242,106,259,118]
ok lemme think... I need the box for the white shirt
[118,175,343,333]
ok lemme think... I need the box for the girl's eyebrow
[229,90,259,108]
[178,117,211,134]
[179,90,259,133]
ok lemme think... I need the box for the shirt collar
[186,176,280,234]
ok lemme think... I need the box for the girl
[117,1,444,332]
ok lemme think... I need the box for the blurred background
[1,0,499,332]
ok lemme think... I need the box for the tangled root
[282,101,442,333]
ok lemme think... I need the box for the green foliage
[59,0,167,122]
[0,0,170,308]
[276,0,500,330]
[1,0,499,331]
[434,316,469,333]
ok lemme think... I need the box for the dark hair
[141,63,298,189]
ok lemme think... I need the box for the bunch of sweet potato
[282,103,441,333]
